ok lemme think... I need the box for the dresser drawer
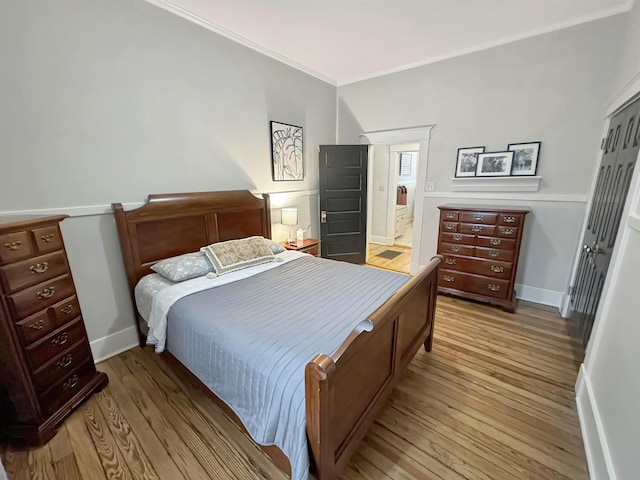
[51,296,81,325]
[460,212,497,225]
[442,255,512,279]
[439,243,474,256]
[0,251,68,294]
[16,311,57,346]
[440,211,459,222]
[498,226,519,238]
[0,231,34,264]
[459,223,496,236]
[7,275,75,320]
[439,270,510,300]
[441,222,458,233]
[498,214,522,226]
[474,247,515,262]
[25,318,85,370]
[476,236,516,250]
[38,360,96,417]
[32,225,64,254]
[440,232,476,246]
[32,340,91,393]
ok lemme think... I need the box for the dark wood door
[319,145,368,263]
[568,97,640,347]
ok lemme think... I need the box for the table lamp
[281,208,298,244]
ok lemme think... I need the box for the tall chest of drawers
[0,215,108,444]
[437,205,530,312]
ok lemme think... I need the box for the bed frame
[112,190,441,480]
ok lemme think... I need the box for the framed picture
[270,121,304,181]
[508,141,541,176]
[476,151,514,177]
[399,152,413,176]
[455,146,485,177]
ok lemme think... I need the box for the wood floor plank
[65,407,108,480]
[0,295,587,480]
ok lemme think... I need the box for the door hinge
[567,285,574,296]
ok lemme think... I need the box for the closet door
[568,97,640,348]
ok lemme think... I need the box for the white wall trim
[451,176,542,192]
[576,365,617,480]
[606,66,640,116]
[627,212,640,232]
[144,0,336,86]
[0,190,319,218]
[89,326,138,364]
[360,126,434,145]
[423,191,587,203]
[369,235,394,246]
[515,283,564,309]
[339,3,633,86]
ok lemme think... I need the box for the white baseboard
[90,326,139,363]
[370,235,395,246]
[576,365,615,480]
[515,283,564,309]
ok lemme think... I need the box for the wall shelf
[451,176,541,192]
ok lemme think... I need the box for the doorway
[365,143,419,274]
[358,125,435,276]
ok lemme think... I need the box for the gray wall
[0,0,336,357]
[338,15,625,303]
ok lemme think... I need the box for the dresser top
[0,215,68,232]
[438,204,531,214]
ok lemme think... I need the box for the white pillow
[201,236,275,275]
[151,252,214,282]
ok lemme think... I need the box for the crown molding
[144,0,337,86]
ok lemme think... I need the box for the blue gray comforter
[166,255,408,480]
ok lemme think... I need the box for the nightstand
[280,238,320,257]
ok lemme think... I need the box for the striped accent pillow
[201,236,275,275]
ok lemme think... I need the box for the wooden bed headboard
[112,190,271,297]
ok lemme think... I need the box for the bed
[112,190,441,480]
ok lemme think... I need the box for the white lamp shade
[281,208,298,226]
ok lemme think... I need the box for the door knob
[321,211,327,223]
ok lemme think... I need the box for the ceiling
[147,0,633,85]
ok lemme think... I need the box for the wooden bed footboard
[305,255,442,479]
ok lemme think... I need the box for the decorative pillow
[264,238,286,254]
[151,252,214,282]
[201,236,275,275]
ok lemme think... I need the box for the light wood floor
[367,244,411,273]
[1,296,587,479]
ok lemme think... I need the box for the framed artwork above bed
[270,121,304,181]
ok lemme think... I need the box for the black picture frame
[476,151,514,177]
[270,121,304,181]
[455,146,485,177]
[508,141,541,176]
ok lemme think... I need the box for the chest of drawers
[436,205,530,312]
[0,215,108,444]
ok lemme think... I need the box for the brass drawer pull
[51,332,68,346]
[445,258,456,265]
[60,305,74,315]
[443,275,455,282]
[4,241,22,251]
[445,224,456,230]
[452,234,463,241]
[451,246,461,252]
[488,251,500,258]
[491,265,505,273]
[487,284,501,292]
[471,226,482,232]
[57,355,73,368]
[29,262,49,274]
[473,214,483,221]
[489,238,502,246]
[37,287,56,299]
[502,228,515,235]
[40,234,55,243]
[63,375,79,390]
[29,319,45,330]
[504,216,516,223]
[445,212,456,219]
